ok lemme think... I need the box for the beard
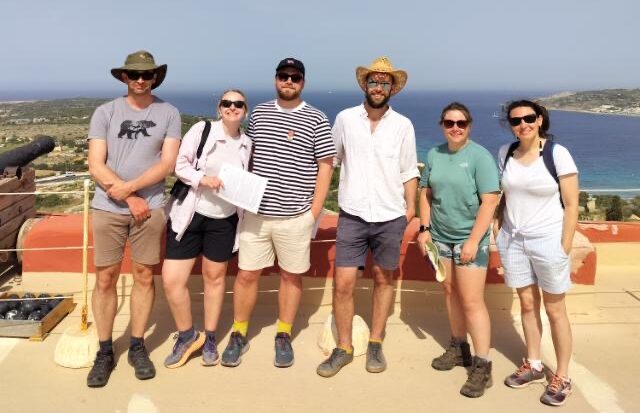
[366,92,390,109]
[277,87,301,101]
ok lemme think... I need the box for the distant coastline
[538,89,640,117]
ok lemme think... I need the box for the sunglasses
[124,70,155,81]
[276,72,303,83]
[442,119,469,129]
[367,80,392,92]
[508,114,538,126]
[220,100,246,109]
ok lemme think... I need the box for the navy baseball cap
[275,57,305,77]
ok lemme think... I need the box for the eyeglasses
[276,72,303,83]
[367,80,392,91]
[508,114,538,126]
[124,70,155,81]
[220,100,246,109]
[442,119,469,129]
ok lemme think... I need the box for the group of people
[85,50,579,407]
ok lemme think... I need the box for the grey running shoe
[431,339,472,371]
[163,330,205,369]
[86,351,116,388]
[128,345,156,380]
[365,341,387,373]
[505,359,545,388]
[221,332,249,367]
[274,332,294,368]
[316,348,354,378]
[540,374,572,406]
[460,356,493,398]
[201,335,220,367]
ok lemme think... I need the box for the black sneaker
[317,347,354,378]
[460,356,493,398]
[431,339,472,371]
[128,346,156,380]
[274,332,294,368]
[221,332,249,367]
[87,351,116,388]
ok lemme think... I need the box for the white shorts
[495,229,571,294]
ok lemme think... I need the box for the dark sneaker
[431,339,472,371]
[201,336,220,367]
[87,351,116,388]
[274,332,294,368]
[164,330,205,369]
[316,348,354,378]
[365,342,387,373]
[221,332,249,367]
[540,374,572,406]
[460,356,493,398]
[128,346,156,380]
[505,359,545,388]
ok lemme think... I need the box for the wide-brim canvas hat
[423,240,446,282]
[356,56,408,96]
[111,50,167,89]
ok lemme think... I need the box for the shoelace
[369,345,382,361]
[94,352,112,367]
[275,335,290,351]
[547,374,567,394]
[204,338,217,352]
[515,359,532,376]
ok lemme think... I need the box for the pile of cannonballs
[0,293,64,321]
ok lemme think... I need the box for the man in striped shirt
[221,58,336,368]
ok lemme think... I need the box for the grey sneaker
[221,332,249,367]
[460,356,493,398]
[201,336,220,367]
[274,332,294,368]
[505,359,545,388]
[317,348,354,378]
[431,339,472,371]
[540,374,572,406]
[365,341,387,373]
[164,330,205,369]
[87,351,116,388]
[128,345,156,380]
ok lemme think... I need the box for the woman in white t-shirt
[162,90,252,369]
[495,100,579,407]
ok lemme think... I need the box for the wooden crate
[0,292,76,341]
[0,167,36,262]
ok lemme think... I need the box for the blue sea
[3,90,639,197]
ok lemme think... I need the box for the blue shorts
[433,240,490,268]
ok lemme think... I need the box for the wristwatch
[419,225,431,233]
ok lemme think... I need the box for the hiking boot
[540,374,572,406]
[504,359,545,388]
[365,341,387,373]
[274,332,294,368]
[460,356,493,398]
[221,332,249,367]
[87,351,116,388]
[316,348,354,378]
[431,339,472,371]
[201,335,220,367]
[128,345,156,380]
[164,330,205,369]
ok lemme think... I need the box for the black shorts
[166,212,238,262]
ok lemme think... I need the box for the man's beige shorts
[238,210,315,274]
[92,208,166,267]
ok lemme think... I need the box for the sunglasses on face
[276,72,303,83]
[220,100,246,109]
[508,114,538,126]
[124,70,155,81]
[367,80,392,92]
[442,119,469,129]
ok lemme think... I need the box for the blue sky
[2,0,638,94]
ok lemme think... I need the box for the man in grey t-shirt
[86,50,181,388]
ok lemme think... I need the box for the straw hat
[423,240,446,282]
[355,56,408,96]
[111,50,167,89]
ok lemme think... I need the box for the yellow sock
[338,344,354,355]
[369,338,383,344]
[276,319,292,335]
[232,320,248,337]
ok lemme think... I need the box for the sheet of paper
[216,163,268,214]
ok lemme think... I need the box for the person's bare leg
[129,261,155,338]
[543,291,572,377]
[232,269,262,323]
[441,259,467,339]
[202,258,228,332]
[92,263,122,341]
[517,285,543,360]
[161,258,197,331]
[333,266,358,348]
[455,265,491,356]
[278,269,303,325]
[369,264,395,341]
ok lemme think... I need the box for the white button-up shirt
[332,104,420,223]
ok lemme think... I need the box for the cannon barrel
[0,136,55,172]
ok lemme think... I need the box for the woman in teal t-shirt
[417,102,500,398]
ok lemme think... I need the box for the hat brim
[423,241,446,282]
[111,64,167,89]
[356,66,407,96]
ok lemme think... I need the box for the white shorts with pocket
[495,228,571,294]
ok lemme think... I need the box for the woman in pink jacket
[162,90,252,368]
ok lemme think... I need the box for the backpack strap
[194,120,211,171]
[503,141,519,170]
[541,140,564,208]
